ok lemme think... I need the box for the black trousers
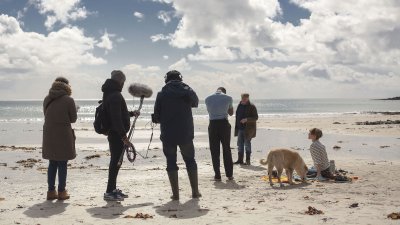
[208,119,233,178]
[106,133,124,193]
[163,141,197,172]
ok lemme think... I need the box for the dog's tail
[260,158,268,165]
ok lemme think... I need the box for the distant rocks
[368,112,400,115]
[376,96,400,100]
[355,120,400,125]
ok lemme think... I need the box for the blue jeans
[48,160,68,192]
[163,142,197,172]
[237,129,251,154]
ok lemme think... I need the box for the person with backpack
[152,70,201,200]
[42,77,77,201]
[100,70,138,201]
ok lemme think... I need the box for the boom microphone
[119,83,153,166]
[128,83,153,98]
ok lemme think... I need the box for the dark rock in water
[368,111,400,115]
[376,96,400,100]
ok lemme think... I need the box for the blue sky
[0,0,399,100]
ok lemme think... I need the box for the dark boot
[245,153,251,165]
[167,171,179,200]
[187,170,201,198]
[233,152,244,165]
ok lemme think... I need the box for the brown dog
[260,148,308,187]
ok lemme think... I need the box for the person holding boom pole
[101,70,139,201]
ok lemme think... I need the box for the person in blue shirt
[205,87,234,181]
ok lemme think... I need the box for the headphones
[164,70,183,83]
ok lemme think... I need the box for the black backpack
[93,100,110,135]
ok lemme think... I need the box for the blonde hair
[309,128,323,139]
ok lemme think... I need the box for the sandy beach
[1,113,400,224]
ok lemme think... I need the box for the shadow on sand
[86,201,153,219]
[155,199,209,219]
[24,200,69,218]
[213,180,246,190]
[239,165,267,171]
[269,182,312,190]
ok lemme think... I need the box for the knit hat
[111,70,126,85]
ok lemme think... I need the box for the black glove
[151,113,159,123]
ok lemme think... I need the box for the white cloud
[32,0,88,29]
[133,11,144,21]
[0,14,106,72]
[163,55,169,60]
[166,0,281,49]
[168,58,191,71]
[96,31,113,52]
[149,0,400,98]
[188,46,238,61]
[158,10,172,24]
[150,33,171,42]
[122,64,161,76]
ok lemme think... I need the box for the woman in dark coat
[42,77,77,200]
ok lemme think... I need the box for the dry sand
[0,113,399,224]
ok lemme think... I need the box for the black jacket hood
[102,79,122,93]
[102,79,122,100]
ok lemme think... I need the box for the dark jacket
[42,82,77,161]
[153,80,199,145]
[102,79,130,138]
[234,101,258,140]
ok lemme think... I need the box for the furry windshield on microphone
[128,83,153,98]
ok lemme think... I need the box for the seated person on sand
[308,128,333,181]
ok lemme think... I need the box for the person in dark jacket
[101,70,138,201]
[234,93,258,165]
[152,70,201,200]
[42,77,77,201]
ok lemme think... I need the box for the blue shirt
[205,91,233,120]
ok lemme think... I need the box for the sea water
[0,98,399,123]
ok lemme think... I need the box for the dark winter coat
[153,80,199,145]
[42,81,77,161]
[234,101,258,140]
[102,79,130,138]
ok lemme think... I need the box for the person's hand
[240,118,248,124]
[122,136,132,146]
[129,110,140,117]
